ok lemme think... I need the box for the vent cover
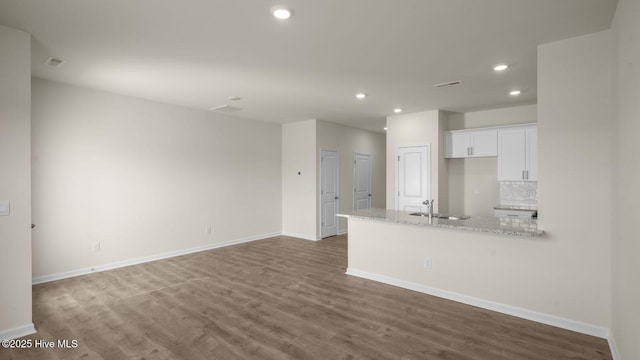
[210,104,242,113]
[45,56,66,68]
[434,80,463,88]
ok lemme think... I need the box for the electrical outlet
[205,226,212,235]
[92,242,101,253]
[424,258,432,269]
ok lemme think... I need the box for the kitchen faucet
[422,199,435,217]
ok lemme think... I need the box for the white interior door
[397,145,430,213]
[353,153,372,211]
[321,149,339,238]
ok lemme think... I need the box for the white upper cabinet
[445,129,497,158]
[446,131,471,158]
[497,125,537,181]
[471,130,499,157]
[525,126,538,181]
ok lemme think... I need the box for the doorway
[397,145,431,212]
[353,153,372,211]
[320,149,339,238]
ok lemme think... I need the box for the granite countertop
[337,208,544,238]
[493,205,537,211]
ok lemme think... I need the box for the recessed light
[271,5,293,20]
[494,64,509,71]
[510,90,521,96]
[355,93,367,99]
[394,108,403,113]
[228,96,241,101]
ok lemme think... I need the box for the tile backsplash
[499,181,537,209]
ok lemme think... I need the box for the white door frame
[353,152,372,211]
[396,144,431,211]
[319,148,339,239]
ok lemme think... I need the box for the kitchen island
[334,208,604,337]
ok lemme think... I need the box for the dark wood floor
[2,235,611,360]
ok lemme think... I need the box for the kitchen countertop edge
[493,205,538,211]
[337,209,544,238]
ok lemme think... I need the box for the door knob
[335,196,339,200]
[368,194,372,197]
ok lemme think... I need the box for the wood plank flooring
[1,235,612,359]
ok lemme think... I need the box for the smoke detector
[434,80,463,88]
[210,104,242,113]
[45,56,66,68]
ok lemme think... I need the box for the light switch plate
[0,200,10,216]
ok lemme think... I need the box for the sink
[409,212,436,217]
[438,215,470,220]
[409,212,469,220]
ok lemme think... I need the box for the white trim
[32,232,281,285]
[0,323,36,340]
[346,267,610,339]
[337,229,348,236]
[281,231,320,241]
[607,336,620,360]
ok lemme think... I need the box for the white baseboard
[281,230,346,240]
[281,231,319,241]
[607,336,620,360]
[346,268,610,339]
[0,323,36,341]
[32,232,281,285]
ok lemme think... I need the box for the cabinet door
[497,128,526,181]
[445,131,470,158]
[469,130,497,157]
[525,126,537,181]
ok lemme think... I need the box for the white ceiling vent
[210,104,242,113]
[434,80,463,88]
[45,56,66,68]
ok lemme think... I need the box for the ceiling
[0,0,618,133]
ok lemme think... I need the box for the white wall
[347,218,608,336]
[316,120,386,234]
[446,104,537,130]
[0,26,34,339]
[446,105,537,217]
[282,119,386,239]
[282,120,317,240]
[386,110,446,213]
[537,30,613,329]
[31,79,282,278]
[611,0,640,358]
[437,114,449,215]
